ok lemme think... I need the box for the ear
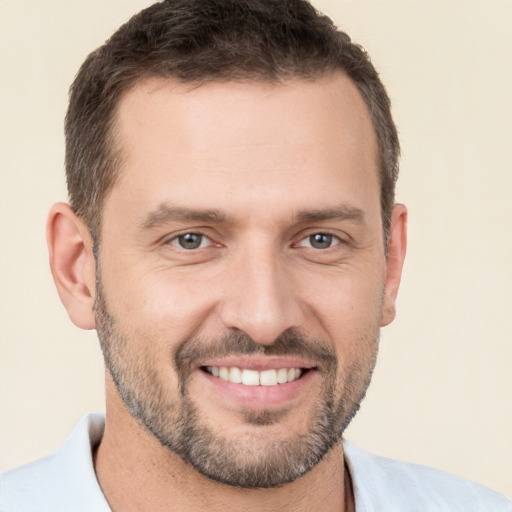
[381,204,407,327]
[47,202,96,330]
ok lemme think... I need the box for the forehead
[106,74,380,224]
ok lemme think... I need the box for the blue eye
[299,233,340,249]
[309,233,333,249]
[170,233,209,250]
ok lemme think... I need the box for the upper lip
[198,356,317,371]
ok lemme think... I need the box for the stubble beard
[94,274,380,488]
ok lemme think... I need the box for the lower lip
[198,368,317,409]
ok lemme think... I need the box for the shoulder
[344,440,512,512]
[0,413,109,512]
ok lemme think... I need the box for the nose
[219,243,303,345]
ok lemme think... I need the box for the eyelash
[295,232,342,250]
[167,231,213,250]
[166,231,344,251]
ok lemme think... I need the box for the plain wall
[1,0,511,498]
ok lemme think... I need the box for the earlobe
[381,204,408,327]
[46,202,97,330]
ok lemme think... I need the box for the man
[1,0,510,510]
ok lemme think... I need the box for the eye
[169,233,211,250]
[298,233,340,250]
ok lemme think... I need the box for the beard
[94,273,379,488]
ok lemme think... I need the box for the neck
[94,406,354,512]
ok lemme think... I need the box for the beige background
[1,0,511,498]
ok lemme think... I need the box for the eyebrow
[295,206,365,224]
[140,203,365,230]
[140,204,232,229]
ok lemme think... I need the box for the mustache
[174,328,337,377]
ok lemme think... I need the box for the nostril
[218,260,303,343]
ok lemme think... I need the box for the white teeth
[205,366,304,386]
[277,368,288,384]
[229,366,242,384]
[229,367,242,383]
[260,369,278,386]
[242,369,260,386]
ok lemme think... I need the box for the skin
[47,72,407,511]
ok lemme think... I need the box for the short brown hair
[65,0,399,241]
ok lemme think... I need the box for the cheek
[299,266,383,390]
[300,264,385,335]
[104,266,221,347]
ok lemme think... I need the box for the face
[94,74,394,488]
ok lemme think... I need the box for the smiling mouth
[201,366,312,386]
